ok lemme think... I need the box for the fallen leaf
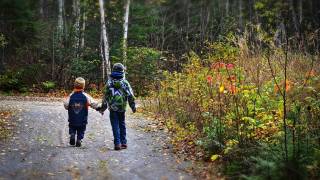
[210,154,219,161]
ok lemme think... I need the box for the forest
[0,0,320,179]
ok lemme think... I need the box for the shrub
[0,33,7,48]
[42,81,56,92]
[0,70,25,92]
[126,47,161,96]
[0,64,47,92]
[19,64,45,85]
[69,58,101,83]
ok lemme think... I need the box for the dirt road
[0,97,194,180]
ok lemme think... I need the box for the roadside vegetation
[144,32,320,179]
[0,110,15,140]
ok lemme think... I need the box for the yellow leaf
[219,86,224,93]
[210,154,219,161]
[224,147,232,154]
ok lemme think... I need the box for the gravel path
[0,97,194,180]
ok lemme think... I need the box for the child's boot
[76,140,82,147]
[121,144,127,149]
[114,145,121,150]
[70,135,75,146]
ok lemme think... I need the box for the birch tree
[225,0,229,16]
[73,0,81,57]
[123,0,131,66]
[289,0,299,34]
[55,0,65,79]
[239,0,243,31]
[39,0,44,18]
[99,0,111,81]
[57,0,64,40]
[80,11,86,50]
[299,0,303,24]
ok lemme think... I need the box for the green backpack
[108,80,127,111]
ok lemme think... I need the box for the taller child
[98,63,136,150]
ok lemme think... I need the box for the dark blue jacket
[67,91,89,126]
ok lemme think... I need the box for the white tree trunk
[99,0,111,81]
[274,22,286,47]
[299,0,303,24]
[100,34,105,80]
[239,0,243,31]
[40,0,44,17]
[123,0,130,66]
[80,11,86,50]
[58,0,64,39]
[73,0,81,57]
[225,0,229,16]
[289,0,299,33]
[52,31,55,80]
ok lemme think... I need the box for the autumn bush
[146,38,320,178]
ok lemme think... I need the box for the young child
[97,63,136,150]
[64,77,100,147]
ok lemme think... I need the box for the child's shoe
[114,145,121,151]
[70,136,75,146]
[76,140,82,147]
[121,144,127,149]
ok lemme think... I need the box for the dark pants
[69,124,86,140]
[109,111,126,146]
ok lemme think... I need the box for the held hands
[96,107,104,115]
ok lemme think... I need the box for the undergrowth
[143,35,320,179]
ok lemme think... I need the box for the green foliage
[20,64,46,84]
[0,70,25,92]
[241,146,282,180]
[69,58,101,82]
[42,81,56,92]
[0,33,7,48]
[126,47,161,96]
[0,0,38,47]
[0,63,47,92]
[203,40,239,63]
[254,0,284,30]
[240,141,320,180]
[129,3,159,46]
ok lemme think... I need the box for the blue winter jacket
[64,90,100,126]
